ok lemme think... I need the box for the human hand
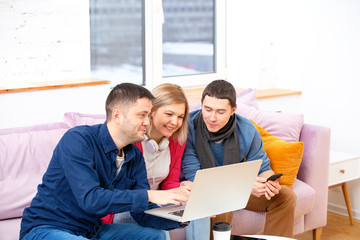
[179,180,193,189]
[264,178,281,200]
[169,184,191,200]
[251,176,267,197]
[147,189,188,206]
[251,176,282,200]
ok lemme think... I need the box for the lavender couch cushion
[292,179,315,218]
[64,112,106,127]
[0,218,21,240]
[236,103,304,142]
[236,88,259,109]
[230,178,315,235]
[0,122,70,220]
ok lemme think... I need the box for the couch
[0,122,71,240]
[168,89,331,240]
[0,90,330,240]
[169,124,330,240]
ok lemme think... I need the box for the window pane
[162,0,215,77]
[90,0,143,86]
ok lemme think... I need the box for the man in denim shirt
[181,80,296,239]
[20,83,188,240]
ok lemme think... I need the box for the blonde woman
[102,83,192,225]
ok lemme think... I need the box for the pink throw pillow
[189,102,201,111]
[236,88,259,109]
[64,112,106,127]
[236,103,304,142]
[0,122,69,219]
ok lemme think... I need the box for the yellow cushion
[251,120,304,187]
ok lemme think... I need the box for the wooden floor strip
[295,211,360,240]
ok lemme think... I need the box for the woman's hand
[179,180,193,189]
[171,181,192,199]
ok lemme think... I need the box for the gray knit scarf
[194,111,241,169]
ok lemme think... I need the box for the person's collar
[99,122,118,154]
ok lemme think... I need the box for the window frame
[144,0,226,89]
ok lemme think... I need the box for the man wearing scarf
[181,80,296,239]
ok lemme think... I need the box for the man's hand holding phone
[266,173,283,182]
[264,173,283,200]
[252,172,283,200]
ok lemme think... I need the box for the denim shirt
[181,110,271,181]
[20,123,179,239]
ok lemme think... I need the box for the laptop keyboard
[169,209,184,217]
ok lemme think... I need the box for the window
[90,0,144,86]
[90,0,225,88]
[162,0,215,77]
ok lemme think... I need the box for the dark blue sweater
[20,123,179,239]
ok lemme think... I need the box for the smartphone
[266,173,283,182]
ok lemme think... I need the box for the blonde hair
[150,83,189,145]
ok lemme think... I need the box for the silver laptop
[145,159,262,222]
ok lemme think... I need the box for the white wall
[1,0,360,220]
[0,0,109,128]
[226,0,360,219]
[0,0,90,85]
[0,86,110,128]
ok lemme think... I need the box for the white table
[235,235,295,240]
[328,150,360,225]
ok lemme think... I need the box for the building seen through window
[90,0,215,86]
[162,0,214,77]
[90,0,143,86]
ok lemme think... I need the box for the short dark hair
[105,83,155,121]
[201,80,236,107]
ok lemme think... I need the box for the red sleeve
[160,138,185,190]
[101,142,144,224]
[101,214,115,224]
[133,141,143,152]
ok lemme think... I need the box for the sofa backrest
[0,122,70,220]
[64,112,106,128]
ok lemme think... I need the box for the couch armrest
[298,123,331,231]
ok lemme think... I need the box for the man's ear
[112,109,121,122]
[231,104,237,115]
